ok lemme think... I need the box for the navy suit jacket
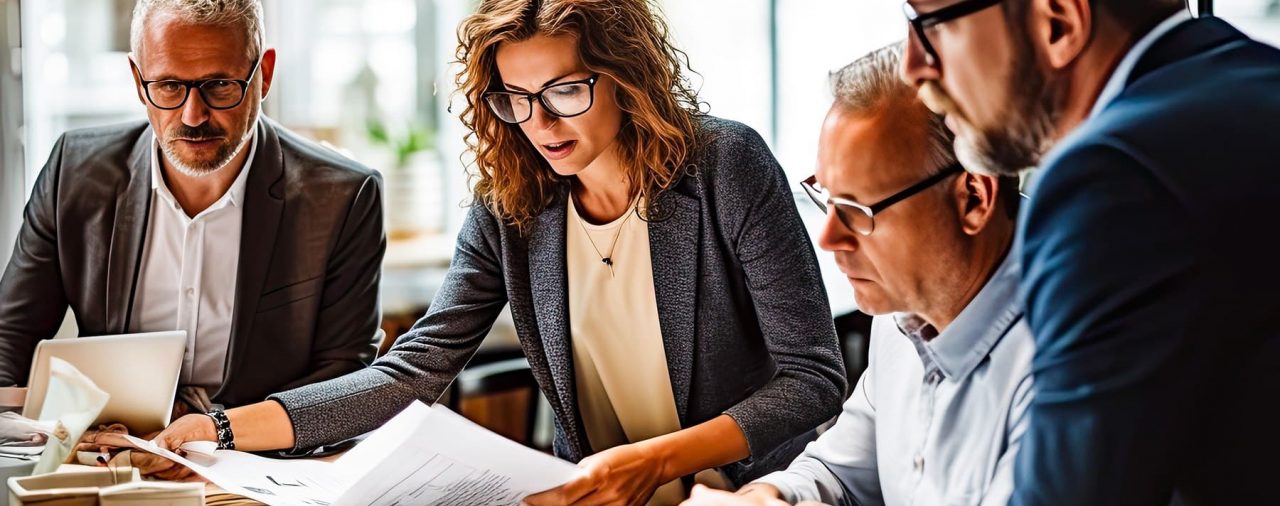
[1012,18,1280,506]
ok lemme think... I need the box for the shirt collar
[1089,10,1193,119]
[150,121,259,211]
[894,247,1024,381]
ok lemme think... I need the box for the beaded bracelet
[207,409,236,450]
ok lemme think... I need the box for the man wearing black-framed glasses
[900,0,1280,504]
[685,43,1027,506]
[0,0,386,476]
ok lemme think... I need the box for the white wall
[2,0,25,271]
[661,0,774,143]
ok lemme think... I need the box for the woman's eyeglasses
[483,74,600,124]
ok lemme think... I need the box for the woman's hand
[152,413,219,452]
[524,442,668,506]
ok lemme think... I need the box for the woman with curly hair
[156,0,845,503]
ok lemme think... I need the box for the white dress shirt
[129,128,257,393]
[754,251,1034,506]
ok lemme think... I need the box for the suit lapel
[218,120,284,397]
[526,188,586,453]
[106,130,155,333]
[647,181,701,424]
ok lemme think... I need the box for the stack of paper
[128,401,579,506]
[0,412,54,463]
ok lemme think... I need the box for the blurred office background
[0,0,1277,444]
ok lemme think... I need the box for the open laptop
[22,331,187,435]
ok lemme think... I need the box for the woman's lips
[541,140,577,161]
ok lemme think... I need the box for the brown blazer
[0,118,385,407]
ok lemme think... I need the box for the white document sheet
[127,401,578,506]
[332,401,578,505]
[124,435,345,505]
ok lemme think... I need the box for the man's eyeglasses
[802,163,964,236]
[483,74,600,124]
[133,56,263,110]
[903,0,1004,66]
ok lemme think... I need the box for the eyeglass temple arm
[914,0,1004,27]
[868,163,964,213]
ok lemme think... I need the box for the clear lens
[542,83,592,117]
[146,81,188,108]
[805,177,875,235]
[200,80,244,108]
[902,1,920,20]
[836,206,875,235]
[485,93,531,124]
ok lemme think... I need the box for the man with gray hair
[683,43,1028,506]
[0,0,384,447]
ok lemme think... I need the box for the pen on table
[96,447,129,465]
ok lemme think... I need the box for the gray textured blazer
[272,117,846,485]
[0,118,386,407]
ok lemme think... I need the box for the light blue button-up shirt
[754,251,1034,506]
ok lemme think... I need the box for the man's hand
[681,484,793,506]
[74,423,131,456]
[76,427,195,480]
[107,448,198,482]
[524,442,667,506]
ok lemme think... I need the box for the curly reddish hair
[455,0,702,232]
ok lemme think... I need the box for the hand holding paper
[123,402,577,506]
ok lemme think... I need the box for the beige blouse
[566,197,687,505]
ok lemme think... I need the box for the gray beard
[159,129,251,178]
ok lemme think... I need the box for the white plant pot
[382,150,446,239]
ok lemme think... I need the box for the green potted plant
[366,117,441,239]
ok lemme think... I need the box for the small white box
[7,467,137,506]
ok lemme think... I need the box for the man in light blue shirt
[684,44,1029,506]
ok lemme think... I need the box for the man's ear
[1025,0,1093,70]
[955,171,1001,236]
[258,48,277,100]
[128,54,148,106]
